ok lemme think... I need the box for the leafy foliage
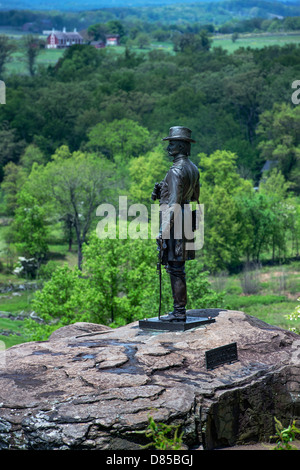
[128,145,169,206]
[9,190,49,262]
[24,264,89,340]
[257,103,300,192]
[199,150,252,271]
[0,34,16,76]
[23,146,115,269]
[22,34,44,76]
[271,417,300,450]
[141,415,184,450]
[86,118,153,163]
[286,297,300,334]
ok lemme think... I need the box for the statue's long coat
[159,154,200,265]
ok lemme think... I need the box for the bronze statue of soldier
[152,126,200,322]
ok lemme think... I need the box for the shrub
[271,417,300,450]
[141,415,184,450]
[286,297,300,334]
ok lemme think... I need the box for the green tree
[24,146,115,270]
[1,161,26,214]
[152,29,171,42]
[235,169,296,263]
[199,150,250,193]
[259,168,291,200]
[106,20,126,39]
[128,145,169,207]
[236,191,277,263]
[257,103,300,192]
[87,22,109,41]
[134,33,150,49]
[19,144,47,174]
[22,34,43,76]
[173,31,212,53]
[259,169,295,260]
[231,32,239,43]
[85,118,154,186]
[86,118,152,163]
[24,264,89,340]
[0,123,26,173]
[0,35,16,76]
[199,150,253,271]
[55,44,103,81]
[33,82,94,152]
[185,262,225,309]
[24,234,159,337]
[82,232,157,325]
[289,197,300,256]
[223,63,265,144]
[0,86,38,148]
[10,189,49,263]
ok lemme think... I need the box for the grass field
[0,291,34,347]
[0,26,34,37]
[212,32,300,53]
[3,31,300,76]
[6,49,65,75]
[211,262,300,331]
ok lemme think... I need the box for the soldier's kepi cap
[162,126,196,143]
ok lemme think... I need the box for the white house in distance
[46,28,84,49]
[105,34,120,46]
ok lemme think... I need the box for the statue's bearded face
[167,140,190,158]
[166,140,181,157]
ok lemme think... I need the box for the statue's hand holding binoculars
[151,182,161,201]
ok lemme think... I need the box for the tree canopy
[0,21,300,339]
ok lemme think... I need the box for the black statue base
[139,309,219,332]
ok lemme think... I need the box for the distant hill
[0,0,299,13]
[0,0,299,32]
[0,0,216,9]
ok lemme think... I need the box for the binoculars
[151,182,161,201]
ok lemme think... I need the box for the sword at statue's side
[152,182,165,321]
[156,236,166,321]
[157,240,162,320]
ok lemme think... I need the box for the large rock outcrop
[0,310,299,450]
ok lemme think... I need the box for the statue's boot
[160,312,186,322]
[161,262,187,322]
